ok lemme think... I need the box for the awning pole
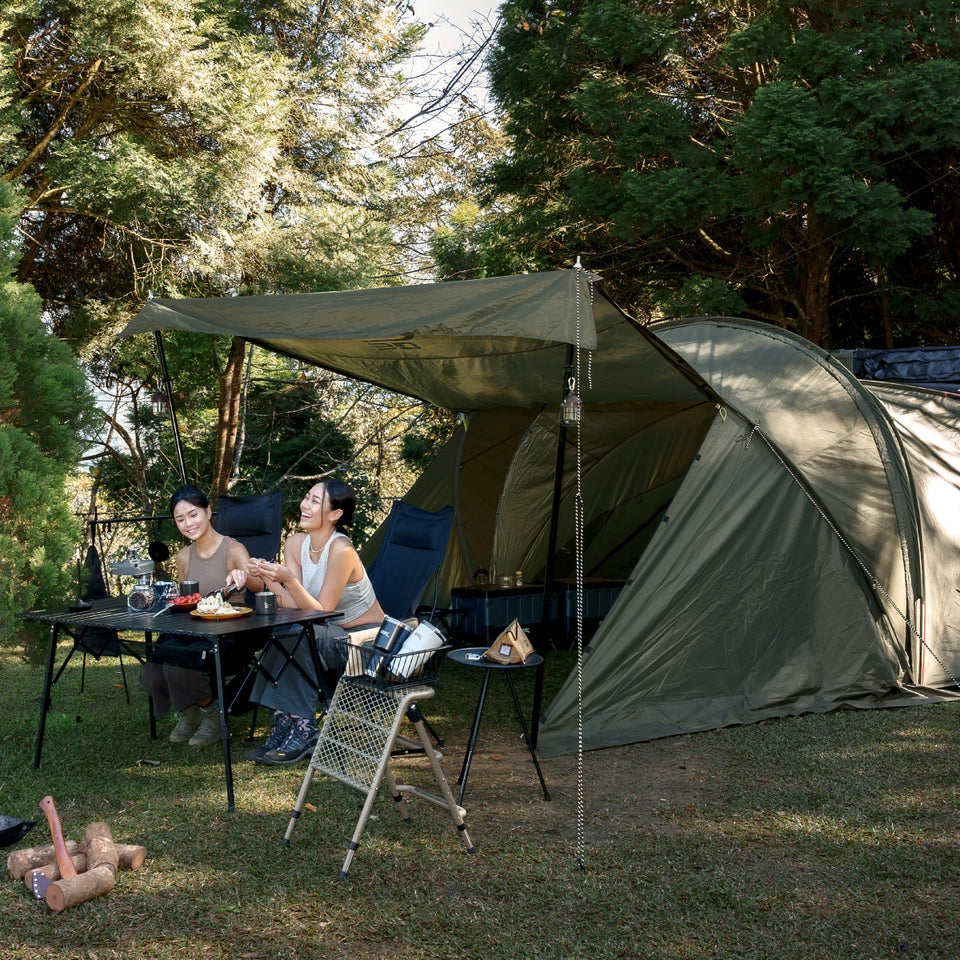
[154,331,188,485]
[541,354,574,639]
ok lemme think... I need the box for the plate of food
[190,592,252,619]
[190,605,253,620]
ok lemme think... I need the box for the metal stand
[282,677,475,878]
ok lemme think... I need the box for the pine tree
[0,181,96,650]
[485,0,960,348]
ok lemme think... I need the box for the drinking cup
[255,591,277,615]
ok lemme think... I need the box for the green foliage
[483,0,960,348]
[1,0,414,329]
[242,375,356,488]
[430,201,548,282]
[0,180,97,650]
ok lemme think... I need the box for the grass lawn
[2,642,959,959]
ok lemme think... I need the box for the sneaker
[248,712,292,763]
[188,702,223,747]
[169,705,201,744]
[261,718,319,765]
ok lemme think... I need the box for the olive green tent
[121,270,960,756]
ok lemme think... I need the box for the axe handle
[38,796,78,879]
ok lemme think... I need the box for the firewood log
[23,843,147,891]
[7,841,81,880]
[44,864,116,912]
[82,822,118,877]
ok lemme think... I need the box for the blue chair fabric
[215,490,284,562]
[365,502,455,621]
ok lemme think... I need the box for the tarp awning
[120,270,709,410]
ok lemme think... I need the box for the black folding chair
[215,489,284,568]
[363,502,456,751]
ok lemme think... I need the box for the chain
[747,423,960,688]
[574,260,587,870]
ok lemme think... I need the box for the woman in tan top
[139,486,263,747]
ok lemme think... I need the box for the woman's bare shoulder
[283,531,307,559]
[225,537,251,564]
[328,534,358,558]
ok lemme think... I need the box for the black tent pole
[531,353,574,750]
[541,353,575,634]
[154,330,188,486]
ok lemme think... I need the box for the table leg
[144,630,158,739]
[457,666,492,804]
[531,658,544,751]
[33,623,62,769]
[210,643,235,813]
[504,671,550,801]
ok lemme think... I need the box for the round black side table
[447,647,550,804]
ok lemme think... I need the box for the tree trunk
[211,337,248,498]
[798,213,834,348]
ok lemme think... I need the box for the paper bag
[485,619,534,664]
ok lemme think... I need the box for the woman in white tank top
[246,478,385,765]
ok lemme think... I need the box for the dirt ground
[397,729,716,845]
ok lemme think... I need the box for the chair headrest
[390,514,448,550]
[216,493,281,537]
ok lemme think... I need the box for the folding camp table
[21,599,339,812]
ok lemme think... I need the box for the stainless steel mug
[255,591,277,615]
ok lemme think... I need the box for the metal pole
[539,353,574,648]
[154,331,188,485]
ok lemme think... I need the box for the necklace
[308,535,330,559]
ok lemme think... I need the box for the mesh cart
[281,637,475,878]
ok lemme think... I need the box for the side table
[447,647,550,804]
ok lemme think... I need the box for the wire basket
[333,633,449,692]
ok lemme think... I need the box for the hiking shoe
[188,702,223,747]
[248,712,293,763]
[262,719,319,765]
[168,704,201,744]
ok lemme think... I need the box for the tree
[1,1,489,552]
[1,0,432,514]
[484,0,960,348]
[0,180,96,650]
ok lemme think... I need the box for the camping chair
[215,489,284,572]
[363,501,456,751]
[365,501,456,630]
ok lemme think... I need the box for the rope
[746,422,960,689]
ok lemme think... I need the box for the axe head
[31,872,52,900]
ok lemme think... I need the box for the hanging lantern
[560,378,582,426]
[150,393,167,416]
